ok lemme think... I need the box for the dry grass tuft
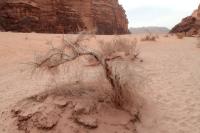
[99,37,139,60]
[141,34,157,41]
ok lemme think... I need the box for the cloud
[119,0,200,28]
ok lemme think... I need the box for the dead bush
[141,34,156,41]
[30,33,140,109]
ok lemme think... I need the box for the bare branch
[30,33,139,108]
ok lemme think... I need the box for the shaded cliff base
[0,19,130,35]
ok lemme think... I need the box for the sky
[118,0,200,29]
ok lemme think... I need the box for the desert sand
[0,32,200,133]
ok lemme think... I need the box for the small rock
[74,103,89,115]
[68,102,76,109]
[35,94,48,102]
[31,106,61,129]
[73,101,96,115]
[18,113,32,121]
[75,116,98,129]
[11,108,21,117]
[53,97,69,107]
[32,111,59,129]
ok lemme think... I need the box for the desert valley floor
[0,32,200,133]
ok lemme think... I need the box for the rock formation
[0,0,129,34]
[170,4,200,36]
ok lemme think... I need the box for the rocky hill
[170,4,200,36]
[130,26,169,34]
[0,0,129,34]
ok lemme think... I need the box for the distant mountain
[129,27,169,34]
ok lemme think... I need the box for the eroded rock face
[0,0,129,34]
[170,4,200,36]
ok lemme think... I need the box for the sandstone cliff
[170,4,200,36]
[0,0,129,34]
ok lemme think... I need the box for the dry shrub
[141,34,156,41]
[98,37,139,60]
[176,33,185,39]
[30,33,140,110]
[98,37,140,107]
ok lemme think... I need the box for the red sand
[0,32,200,133]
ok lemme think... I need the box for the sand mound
[2,83,139,133]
